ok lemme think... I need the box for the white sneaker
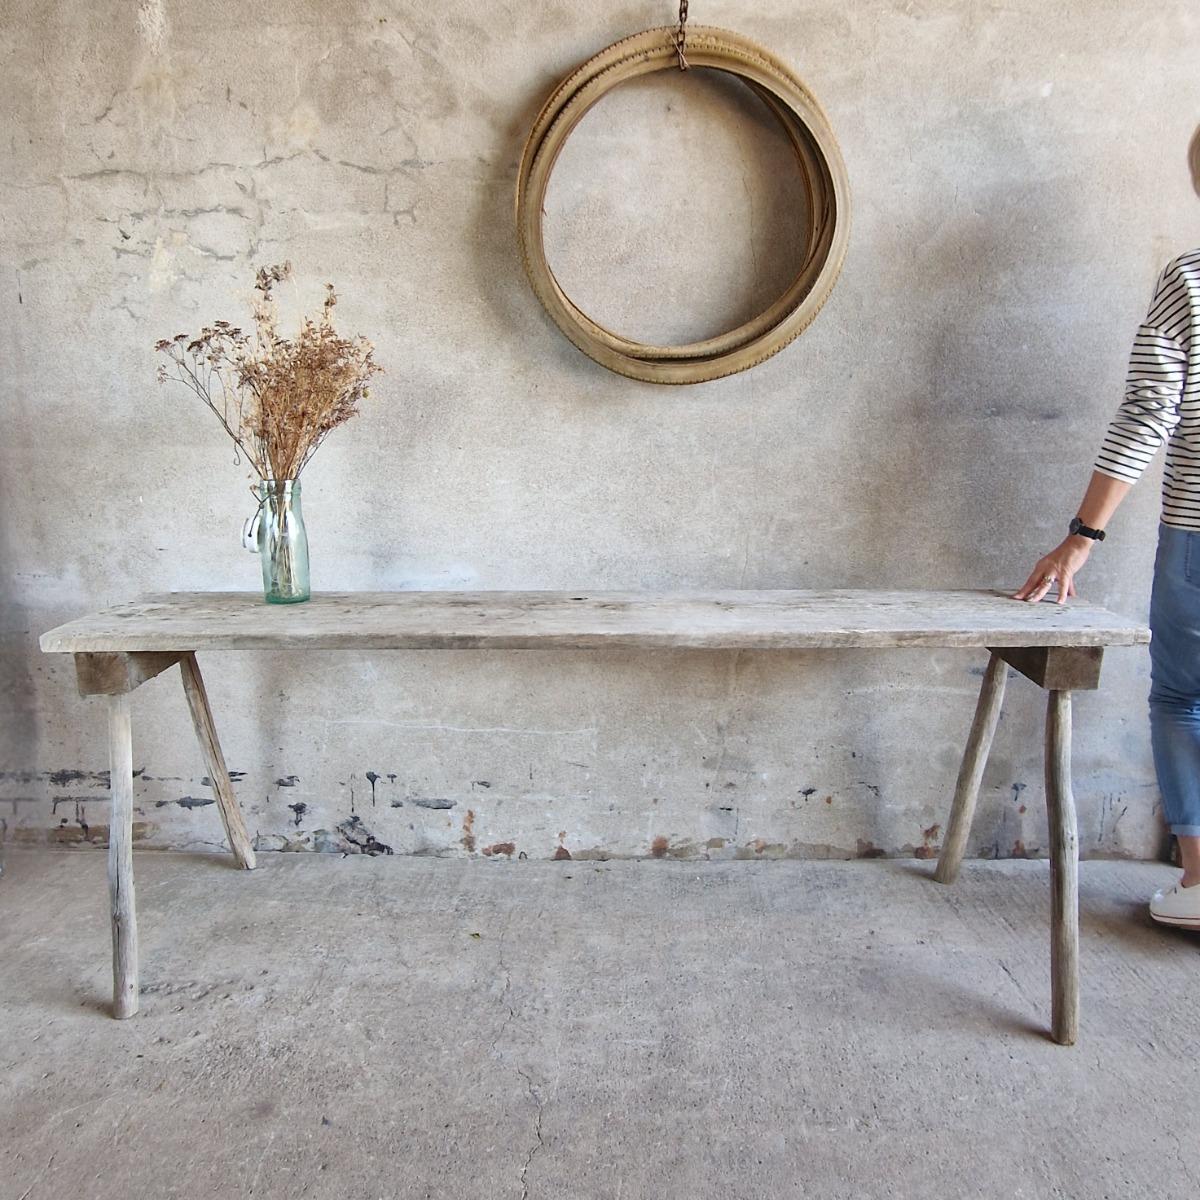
[1150,880,1200,929]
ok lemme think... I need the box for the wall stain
[650,835,669,858]
[462,809,476,853]
[411,797,454,809]
[288,802,307,827]
[0,768,144,788]
[914,822,942,860]
[554,844,572,860]
[482,841,516,857]
[365,771,381,806]
[275,775,299,788]
[571,846,612,861]
[51,794,98,813]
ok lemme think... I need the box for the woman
[1014,129,1200,927]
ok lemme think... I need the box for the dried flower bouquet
[155,263,382,601]
[155,262,381,482]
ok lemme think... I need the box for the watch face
[1069,517,1081,534]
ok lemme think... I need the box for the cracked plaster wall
[2,0,1198,861]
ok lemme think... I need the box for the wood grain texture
[179,653,256,870]
[934,651,1008,885]
[107,694,138,1020]
[993,646,1104,692]
[75,651,182,696]
[40,590,1151,654]
[1045,689,1079,1047]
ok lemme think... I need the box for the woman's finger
[1026,569,1054,604]
[1012,563,1046,600]
[1057,570,1073,604]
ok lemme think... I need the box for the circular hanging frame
[516,25,851,385]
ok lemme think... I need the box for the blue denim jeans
[1149,522,1200,836]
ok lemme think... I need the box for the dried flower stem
[156,262,382,485]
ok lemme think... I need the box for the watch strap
[1070,517,1106,542]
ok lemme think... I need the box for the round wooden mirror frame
[516,25,852,384]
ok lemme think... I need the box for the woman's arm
[1013,259,1189,604]
[1011,471,1131,603]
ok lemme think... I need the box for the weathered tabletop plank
[40,590,1150,653]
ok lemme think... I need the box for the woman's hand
[1012,536,1094,603]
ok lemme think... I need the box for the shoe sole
[1150,911,1200,929]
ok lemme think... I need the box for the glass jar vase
[242,479,310,604]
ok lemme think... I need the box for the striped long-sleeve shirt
[1096,251,1200,528]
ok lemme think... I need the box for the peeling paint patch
[411,797,454,810]
[856,839,886,859]
[154,796,215,810]
[650,835,669,858]
[275,775,299,788]
[288,802,307,827]
[48,769,111,788]
[137,0,168,54]
[747,838,789,858]
[482,841,516,857]
[256,831,312,852]
[336,814,393,856]
[461,809,476,853]
[553,845,572,860]
[14,821,152,847]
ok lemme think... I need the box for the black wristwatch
[1069,516,1106,542]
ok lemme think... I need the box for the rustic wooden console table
[40,590,1149,1043]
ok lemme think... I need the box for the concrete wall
[2,0,1197,862]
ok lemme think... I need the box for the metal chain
[674,0,690,70]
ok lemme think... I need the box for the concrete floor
[2,850,1198,1200]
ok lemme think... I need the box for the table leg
[934,651,1008,884]
[179,652,256,870]
[1045,688,1079,1046]
[107,693,138,1019]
